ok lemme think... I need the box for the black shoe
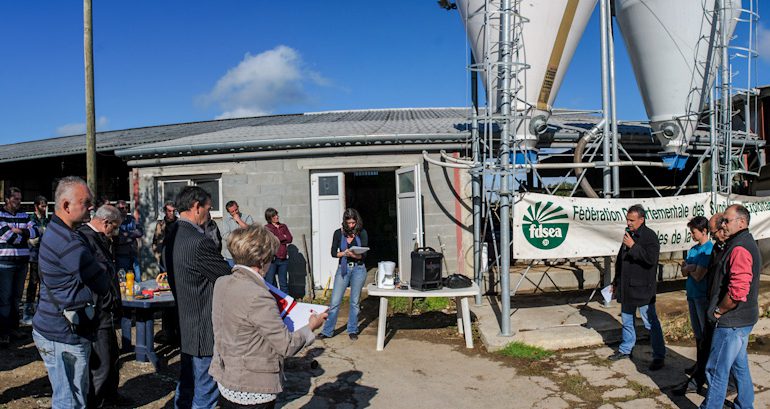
[349,333,358,341]
[104,393,135,407]
[649,358,665,371]
[316,333,328,340]
[608,351,631,361]
[684,363,697,376]
[672,379,702,396]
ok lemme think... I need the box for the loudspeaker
[410,247,443,291]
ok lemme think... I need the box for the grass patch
[389,297,450,314]
[498,341,554,361]
[558,373,603,402]
[660,313,694,342]
[625,380,658,400]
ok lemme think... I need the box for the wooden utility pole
[84,0,97,196]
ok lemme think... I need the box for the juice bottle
[126,271,135,296]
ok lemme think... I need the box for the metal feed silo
[615,0,741,157]
[458,0,597,151]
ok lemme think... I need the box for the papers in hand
[266,281,328,332]
[348,246,370,255]
[601,285,613,304]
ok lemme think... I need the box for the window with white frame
[157,175,223,218]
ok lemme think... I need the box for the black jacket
[78,224,122,329]
[165,219,231,356]
[613,223,660,307]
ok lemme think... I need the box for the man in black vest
[700,204,760,409]
[608,204,666,371]
[675,212,727,396]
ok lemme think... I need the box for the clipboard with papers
[266,281,328,332]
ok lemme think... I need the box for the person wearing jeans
[608,205,666,370]
[701,204,760,409]
[32,177,111,409]
[0,186,39,347]
[175,354,217,409]
[619,303,666,361]
[264,208,293,292]
[319,208,368,341]
[32,329,91,408]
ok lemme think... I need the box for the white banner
[512,192,770,259]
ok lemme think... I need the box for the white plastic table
[366,283,480,351]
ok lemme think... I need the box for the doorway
[343,170,398,269]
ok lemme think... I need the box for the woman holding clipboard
[318,208,368,341]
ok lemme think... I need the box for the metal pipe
[498,0,513,337]
[600,0,612,199]
[440,150,476,165]
[599,0,613,306]
[470,52,483,306]
[607,5,620,198]
[573,119,606,198]
[126,143,466,167]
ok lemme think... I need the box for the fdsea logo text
[522,201,569,250]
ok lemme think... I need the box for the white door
[396,165,423,284]
[311,172,345,289]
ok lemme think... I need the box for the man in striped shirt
[0,186,39,347]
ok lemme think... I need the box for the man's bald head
[709,212,727,243]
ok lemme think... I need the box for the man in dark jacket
[608,204,666,371]
[78,205,124,408]
[32,177,111,408]
[700,204,760,409]
[164,186,231,409]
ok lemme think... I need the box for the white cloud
[759,24,770,62]
[55,116,109,136]
[202,45,327,119]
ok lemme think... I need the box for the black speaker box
[410,247,443,291]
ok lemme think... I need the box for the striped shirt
[0,208,39,261]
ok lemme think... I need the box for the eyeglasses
[721,217,743,224]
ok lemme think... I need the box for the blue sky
[0,1,767,144]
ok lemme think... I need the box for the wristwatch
[714,306,722,315]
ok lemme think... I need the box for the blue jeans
[701,325,754,409]
[0,261,27,335]
[32,329,91,409]
[265,258,289,292]
[688,297,709,341]
[175,353,219,409]
[619,303,666,359]
[321,264,367,337]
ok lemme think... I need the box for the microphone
[622,227,631,251]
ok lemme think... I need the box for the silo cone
[615,0,740,168]
[458,0,597,156]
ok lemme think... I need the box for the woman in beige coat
[210,225,327,408]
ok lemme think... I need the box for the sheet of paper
[349,246,370,255]
[283,303,329,332]
[601,285,613,304]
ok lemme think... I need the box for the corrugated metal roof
[0,114,306,163]
[1,107,647,163]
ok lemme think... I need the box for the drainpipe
[573,119,606,198]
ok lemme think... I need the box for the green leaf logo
[522,201,569,250]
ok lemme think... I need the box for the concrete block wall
[132,152,471,289]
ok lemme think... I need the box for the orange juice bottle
[126,271,135,296]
